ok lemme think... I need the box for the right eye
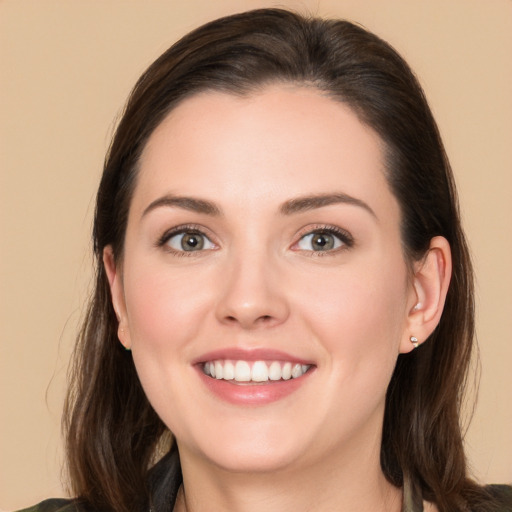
[164,231,215,252]
[296,231,344,252]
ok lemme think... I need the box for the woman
[19,8,512,512]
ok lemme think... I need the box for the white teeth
[234,360,251,382]
[269,361,282,381]
[223,361,235,380]
[282,362,292,380]
[203,359,311,382]
[251,361,269,382]
[214,361,223,380]
[291,363,303,379]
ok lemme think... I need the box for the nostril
[254,314,275,326]
[223,314,274,326]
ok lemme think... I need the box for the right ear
[103,246,131,350]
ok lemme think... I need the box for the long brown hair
[64,8,494,511]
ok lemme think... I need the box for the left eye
[166,231,215,252]
[296,231,345,251]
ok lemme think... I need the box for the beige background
[1,0,511,509]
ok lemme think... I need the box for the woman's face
[107,85,419,474]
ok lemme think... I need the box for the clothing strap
[403,473,424,512]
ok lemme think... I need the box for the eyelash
[156,223,354,256]
[156,224,217,257]
[293,225,354,256]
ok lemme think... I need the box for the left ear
[103,245,131,350]
[400,236,452,353]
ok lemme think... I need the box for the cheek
[121,261,215,427]
[122,260,212,355]
[298,255,409,363]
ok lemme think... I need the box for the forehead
[134,85,397,221]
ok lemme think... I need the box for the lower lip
[196,366,314,406]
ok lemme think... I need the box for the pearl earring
[119,327,131,351]
[410,336,419,349]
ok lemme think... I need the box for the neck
[174,439,402,512]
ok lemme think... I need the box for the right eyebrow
[141,194,222,218]
[280,192,377,220]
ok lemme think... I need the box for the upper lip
[192,348,314,366]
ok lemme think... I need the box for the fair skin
[104,85,450,512]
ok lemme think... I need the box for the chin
[177,419,314,474]
[202,443,305,474]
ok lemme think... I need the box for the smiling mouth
[202,359,312,383]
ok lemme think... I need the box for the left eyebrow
[141,194,221,218]
[280,193,377,219]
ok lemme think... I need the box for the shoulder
[16,499,74,512]
[486,485,512,511]
[15,498,95,512]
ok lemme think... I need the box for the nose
[214,250,290,330]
